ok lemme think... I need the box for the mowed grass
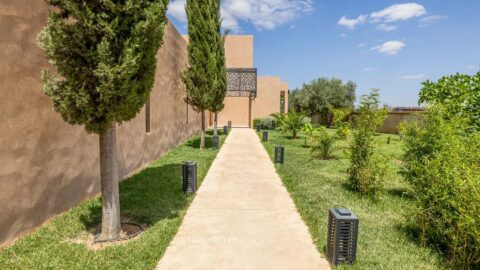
[261,129,447,270]
[0,131,226,269]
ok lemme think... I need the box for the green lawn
[261,129,447,270]
[0,131,226,269]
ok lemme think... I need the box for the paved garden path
[156,129,330,270]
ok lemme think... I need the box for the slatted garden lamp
[182,161,197,193]
[223,126,229,135]
[274,145,284,164]
[212,135,219,150]
[262,131,268,141]
[228,121,232,129]
[256,124,261,132]
[326,208,359,266]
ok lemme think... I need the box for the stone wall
[0,1,201,247]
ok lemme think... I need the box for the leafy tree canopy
[419,72,480,130]
[295,77,356,116]
[38,0,170,134]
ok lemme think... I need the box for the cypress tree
[38,0,170,241]
[183,0,217,149]
[209,0,228,136]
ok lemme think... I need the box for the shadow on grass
[395,222,448,260]
[206,130,226,136]
[386,187,414,200]
[186,137,214,149]
[80,163,191,228]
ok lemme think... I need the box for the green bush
[402,107,480,269]
[335,122,350,139]
[254,117,277,130]
[347,89,388,198]
[301,123,323,147]
[311,129,336,159]
[419,72,480,130]
[272,112,306,138]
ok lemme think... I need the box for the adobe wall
[378,112,423,134]
[0,1,200,247]
[254,77,289,119]
[217,97,251,127]
[224,35,254,68]
[348,111,423,134]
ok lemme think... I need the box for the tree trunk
[214,112,218,136]
[98,126,122,241]
[200,110,206,149]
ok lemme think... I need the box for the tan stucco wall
[349,111,423,134]
[378,112,423,134]
[217,97,251,127]
[254,77,289,119]
[0,1,201,247]
[216,77,289,128]
[224,35,254,68]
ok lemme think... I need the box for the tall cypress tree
[209,0,227,136]
[38,0,169,240]
[183,0,217,149]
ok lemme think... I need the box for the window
[145,97,151,133]
[280,91,286,114]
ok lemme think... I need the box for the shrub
[272,112,306,138]
[347,89,388,198]
[419,72,480,130]
[254,117,276,130]
[331,108,352,127]
[301,123,323,147]
[311,129,336,159]
[335,122,350,139]
[402,107,480,269]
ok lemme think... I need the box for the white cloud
[340,33,347,37]
[376,24,397,32]
[402,74,426,80]
[370,40,406,55]
[419,15,446,27]
[338,15,367,29]
[168,0,314,32]
[420,15,446,23]
[467,64,479,70]
[371,3,426,22]
[357,43,367,48]
[168,0,187,23]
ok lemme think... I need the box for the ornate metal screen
[227,68,257,97]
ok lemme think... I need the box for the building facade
[214,36,288,128]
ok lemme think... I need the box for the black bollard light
[326,208,359,266]
[223,126,229,135]
[274,145,284,164]
[262,131,268,141]
[212,135,219,150]
[256,124,261,132]
[182,161,197,193]
[228,121,232,129]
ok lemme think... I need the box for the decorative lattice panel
[227,68,257,97]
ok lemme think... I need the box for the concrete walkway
[156,129,330,270]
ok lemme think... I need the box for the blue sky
[167,0,480,106]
